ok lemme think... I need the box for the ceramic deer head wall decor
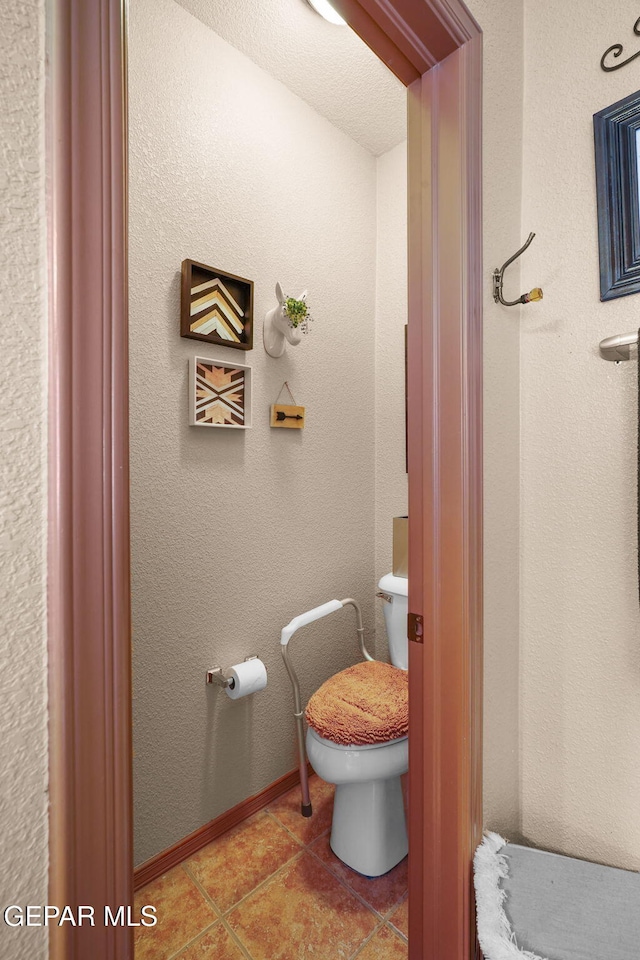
[263,282,310,358]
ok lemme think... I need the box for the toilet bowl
[306,726,408,877]
[305,573,409,877]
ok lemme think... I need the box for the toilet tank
[378,573,408,670]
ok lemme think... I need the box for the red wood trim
[348,0,453,69]
[406,71,429,960]
[49,2,483,959]
[406,31,483,960]
[48,1,132,958]
[134,765,312,891]
[331,0,423,84]
[334,0,481,82]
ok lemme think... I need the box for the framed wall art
[189,356,252,429]
[594,90,640,300]
[181,260,253,349]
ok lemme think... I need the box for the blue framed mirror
[594,89,640,300]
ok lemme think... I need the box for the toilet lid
[305,660,408,747]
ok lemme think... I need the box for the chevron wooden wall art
[181,260,253,350]
[189,356,252,429]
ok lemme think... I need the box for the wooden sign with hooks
[270,382,305,429]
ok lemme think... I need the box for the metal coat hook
[492,233,543,307]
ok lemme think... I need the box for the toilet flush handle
[376,591,392,604]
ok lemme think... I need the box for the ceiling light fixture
[306,0,346,26]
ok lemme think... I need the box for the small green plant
[284,296,310,329]
[284,297,309,327]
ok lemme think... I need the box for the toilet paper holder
[206,655,258,689]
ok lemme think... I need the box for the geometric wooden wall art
[181,259,254,350]
[189,356,253,429]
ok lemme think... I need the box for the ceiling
[175,0,407,157]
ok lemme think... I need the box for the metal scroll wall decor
[601,16,640,72]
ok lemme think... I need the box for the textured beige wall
[129,0,384,866]
[175,0,406,157]
[129,0,525,865]
[520,0,640,869]
[466,0,525,839]
[0,1,49,957]
[374,141,408,661]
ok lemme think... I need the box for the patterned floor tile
[309,833,408,916]
[227,851,378,960]
[388,895,408,939]
[133,865,217,960]
[174,922,247,959]
[356,925,408,959]
[267,774,335,845]
[185,810,301,913]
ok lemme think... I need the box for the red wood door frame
[47,1,482,958]
[405,38,483,958]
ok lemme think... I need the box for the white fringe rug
[474,833,640,960]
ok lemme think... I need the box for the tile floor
[134,775,408,960]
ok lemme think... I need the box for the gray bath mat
[474,833,640,960]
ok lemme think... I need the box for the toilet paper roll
[225,658,268,700]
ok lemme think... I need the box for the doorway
[47,1,483,958]
[129,3,407,954]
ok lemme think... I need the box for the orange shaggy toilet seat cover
[305,660,408,746]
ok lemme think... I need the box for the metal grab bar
[599,331,638,361]
[280,597,374,818]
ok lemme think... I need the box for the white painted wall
[175,0,406,157]
[466,0,525,839]
[129,0,383,866]
[0,1,49,957]
[471,0,640,869]
[520,0,640,869]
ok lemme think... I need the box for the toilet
[305,573,409,877]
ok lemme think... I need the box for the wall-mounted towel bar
[599,331,638,361]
